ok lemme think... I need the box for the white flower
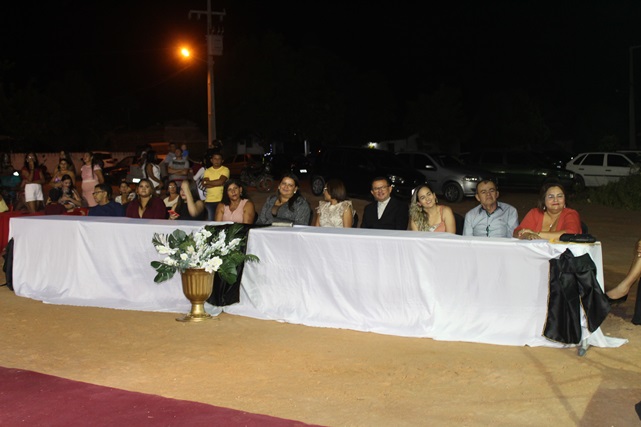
[204,256,223,273]
[180,253,189,261]
[163,257,177,266]
[228,238,241,250]
[156,245,175,255]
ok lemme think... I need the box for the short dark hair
[371,176,391,188]
[325,179,348,201]
[221,179,249,205]
[537,181,566,211]
[94,183,112,199]
[48,187,62,202]
[476,179,497,194]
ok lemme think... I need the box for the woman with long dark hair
[256,173,311,225]
[125,178,167,219]
[168,179,206,221]
[214,179,256,224]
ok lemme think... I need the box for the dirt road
[1,184,640,426]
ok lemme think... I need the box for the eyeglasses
[372,185,389,192]
[546,194,565,200]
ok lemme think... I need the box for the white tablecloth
[9,217,626,348]
[9,216,214,313]
[225,226,626,348]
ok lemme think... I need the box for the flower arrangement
[151,223,258,284]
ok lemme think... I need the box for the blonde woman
[409,184,456,233]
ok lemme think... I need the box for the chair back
[454,212,464,235]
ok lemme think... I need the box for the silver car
[396,152,493,202]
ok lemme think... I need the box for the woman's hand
[517,228,540,240]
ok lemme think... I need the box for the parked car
[395,152,493,202]
[264,152,312,179]
[616,150,641,164]
[566,152,640,188]
[463,150,577,191]
[310,147,426,198]
[224,154,262,177]
[92,151,119,169]
[103,155,137,185]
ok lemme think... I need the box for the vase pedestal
[177,268,215,322]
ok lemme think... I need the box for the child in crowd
[44,188,67,215]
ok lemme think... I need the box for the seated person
[361,177,408,230]
[313,179,353,228]
[409,183,455,233]
[163,180,180,211]
[214,179,256,224]
[44,188,67,215]
[463,180,519,237]
[168,179,206,221]
[114,180,136,205]
[605,238,641,305]
[88,184,126,217]
[256,174,311,225]
[513,182,582,240]
[125,179,168,219]
[57,174,82,211]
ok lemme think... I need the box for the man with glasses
[361,177,409,230]
[88,184,125,217]
[462,180,518,237]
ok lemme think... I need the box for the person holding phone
[168,179,206,221]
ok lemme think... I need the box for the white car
[566,152,640,187]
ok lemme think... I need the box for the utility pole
[629,45,641,149]
[189,1,225,148]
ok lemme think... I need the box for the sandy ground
[1,183,640,426]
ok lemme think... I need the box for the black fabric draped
[207,224,268,307]
[544,249,610,344]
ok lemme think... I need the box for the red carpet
[0,367,323,426]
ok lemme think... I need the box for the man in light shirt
[463,180,518,237]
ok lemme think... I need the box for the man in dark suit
[361,177,409,230]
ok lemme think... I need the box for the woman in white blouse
[314,179,353,228]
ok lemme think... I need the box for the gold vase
[176,268,215,322]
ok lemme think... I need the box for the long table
[226,226,625,348]
[9,217,625,348]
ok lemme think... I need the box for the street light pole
[189,1,225,148]
[629,45,641,149]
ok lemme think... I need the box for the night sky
[2,1,641,146]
